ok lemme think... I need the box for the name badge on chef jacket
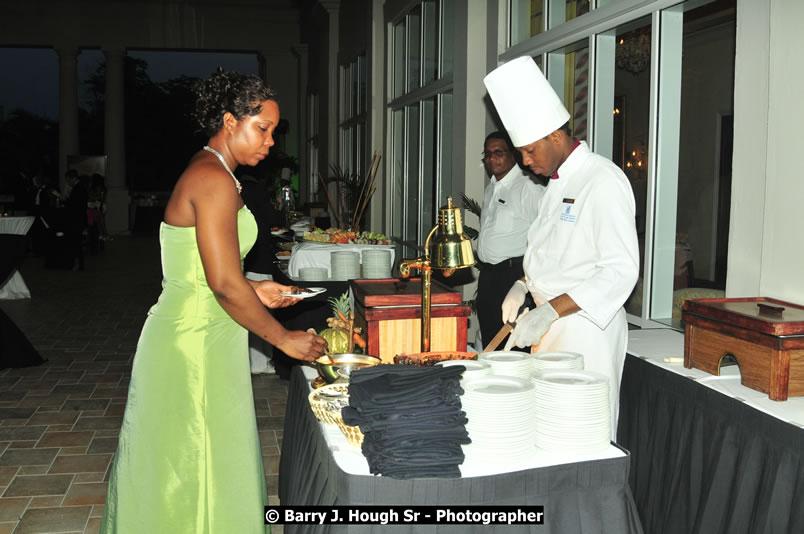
[560,198,577,223]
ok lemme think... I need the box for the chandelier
[624,144,648,184]
[616,28,651,75]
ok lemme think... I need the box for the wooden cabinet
[350,278,471,364]
[683,297,804,400]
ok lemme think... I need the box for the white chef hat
[483,56,570,147]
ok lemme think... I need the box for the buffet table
[288,241,395,278]
[619,329,804,534]
[0,216,34,299]
[279,366,643,533]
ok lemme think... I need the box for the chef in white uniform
[476,131,544,349]
[484,57,640,438]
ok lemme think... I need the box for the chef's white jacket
[477,166,544,264]
[523,141,639,438]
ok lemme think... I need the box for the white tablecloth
[0,216,34,299]
[288,240,395,279]
[627,328,804,427]
[300,366,625,477]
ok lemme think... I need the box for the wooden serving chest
[682,297,804,400]
[349,278,471,364]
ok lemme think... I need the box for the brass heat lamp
[399,196,475,352]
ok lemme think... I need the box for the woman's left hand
[254,281,301,309]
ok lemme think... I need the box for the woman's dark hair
[193,69,278,136]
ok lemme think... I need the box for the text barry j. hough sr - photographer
[264,505,545,525]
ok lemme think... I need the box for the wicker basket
[308,384,350,425]
[337,419,365,447]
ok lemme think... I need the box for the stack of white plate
[478,351,533,379]
[298,267,328,281]
[361,249,392,279]
[531,351,584,373]
[331,251,360,281]
[532,370,610,453]
[435,359,492,382]
[290,219,312,238]
[460,375,535,463]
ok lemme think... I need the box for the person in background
[102,69,327,533]
[86,173,110,253]
[29,172,60,257]
[485,57,639,438]
[475,130,544,349]
[239,169,295,375]
[62,170,88,271]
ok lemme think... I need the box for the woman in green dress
[101,71,328,533]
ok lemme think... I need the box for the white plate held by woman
[280,287,327,299]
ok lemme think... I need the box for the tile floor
[0,235,287,533]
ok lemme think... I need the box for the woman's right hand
[278,330,328,361]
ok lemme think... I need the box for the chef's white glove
[503,302,559,351]
[502,280,529,323]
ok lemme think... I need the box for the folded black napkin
[343,365,471,479]
[342,406,467,432]
[347,365,464,409]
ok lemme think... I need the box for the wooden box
[682,297,804,400]
[350,278,471,364]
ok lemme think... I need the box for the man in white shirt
[485,57,639,438]
[476,131,544,349]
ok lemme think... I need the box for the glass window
[393,20,406,98]
[307,94,319,203]
[438,92,454,205]
[422,0,438,85]
[391,109,405,244]
[342,126,353,174]
[421,97,437,229]
[405,103,421,251]
[440,0,454,76]
[510,0,545,45]
[340,64,350,122]
[548,39,591,142]
[356,123,365,176]
[605,17,653,316]
[351,60,359,120]
[675,2,735,292]
[505,0,737,327]
[407,6,422,93]
[339,55,368,183]
[559,0,591,27]
[358,56,367,114]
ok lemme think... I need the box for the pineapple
[324,292,363,335]
[328,292,351,326]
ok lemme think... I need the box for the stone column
[103,47,129,234]
[56,47,80,193]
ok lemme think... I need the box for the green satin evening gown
[102,206,268,533]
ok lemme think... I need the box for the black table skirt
[279,367,643,534]
[617,355,804,534]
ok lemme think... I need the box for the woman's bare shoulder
[165,154,241,226]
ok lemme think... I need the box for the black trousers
[476,256,528,350]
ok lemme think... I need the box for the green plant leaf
[460,193,482,218]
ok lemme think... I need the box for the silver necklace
[203,145,242,193]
